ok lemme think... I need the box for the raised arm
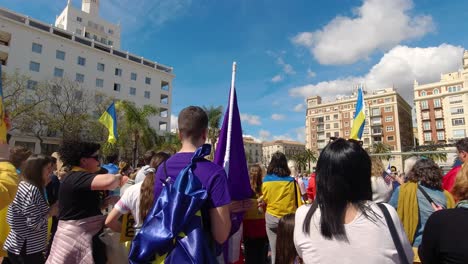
[91,173,122,190]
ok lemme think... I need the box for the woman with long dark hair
[105,152,170,232]
[4,154,55,264]
[294,138,413,263]
[263,152,302,264]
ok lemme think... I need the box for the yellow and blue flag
[99,102,118,144]
[350,86,366,140]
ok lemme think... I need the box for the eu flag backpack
[129,144,217,264]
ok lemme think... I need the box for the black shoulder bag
[377,203,410,264]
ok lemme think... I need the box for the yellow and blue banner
[99,102,118,144]
[350,86,366,140]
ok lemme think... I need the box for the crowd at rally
[0,105,467,264]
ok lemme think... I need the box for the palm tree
[416,142,447,162]
[155,132,182,154]
[371,142,392,161]
[116,101,159,166]
[202,105,223,159]
[305,149,317,172]
[291,152,308,173]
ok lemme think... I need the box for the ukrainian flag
[350,86,366,140]
[99,102,118,144]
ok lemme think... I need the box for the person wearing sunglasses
[46,140,125,264]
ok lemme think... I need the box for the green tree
[305,149,318,172]
[154,132,182,155]
[291,152,308,173]
[203,105,223,160]
[415,142,447,162]
[116,101,159,166]
[371,142,392,161]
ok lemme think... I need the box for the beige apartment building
[305,88,414,169]
[243,137,263,165]
[262,140,305,165]
[414,51,468,145]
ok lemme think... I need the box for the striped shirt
[4,181,49,255]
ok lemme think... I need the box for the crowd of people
[0,105,467,264]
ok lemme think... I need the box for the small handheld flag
[99,102,118,144]
[350,85,366,140]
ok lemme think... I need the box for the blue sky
[2,0,468,142]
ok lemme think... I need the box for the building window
[344,113,349,118]
[450,107,464,115]
[385,116,393,122]
[433,88,440,94]
[75,73,84,83]
[421,91,427,96]
[384,106,392,112]
[54,67,64,78]
[131,72,137,81]
[437,132,445,141]
[420,100,428,109]
[56,50,65,60]
[144,91,151,99]
[423,122,430,130]
[434,99,441,108]
[334,132,339,137]
[97,63,105,72]
[436,120,444,129]
[386,126,394,132]
[145,77,151,85]
[29,61,40,72]
[452,118,465,126]
[371,108,380,116]
[345,131,350,136]
[344,121,349,127]
[75,28,82,35]
[326,132,331,138]
[333,123,339,129]
[387,136,395,141]
[77,56,86,66]
[76,16,82,22]
[448,85,462,93]
[453,129,466,139]
[27,80,38,90]
[424,132,432,142]
[113,83,121,92]
[108,40,113,46]
[333,114,338,120]
[96,78,104,88]
[129,87,136,95]
[115,68,122,76]
[32,43,42,54]
[384,97,392,103]
[108,29,114,34]
[325,124,330,129]
[434,110,443,119]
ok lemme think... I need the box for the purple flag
[214,87,252,263]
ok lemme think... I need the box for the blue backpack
[129,144,217,264]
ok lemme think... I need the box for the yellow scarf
[397,182,455,244]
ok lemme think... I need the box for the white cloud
[271,75,283,83]
[243,134,262,143]
[292,0,434,65]
[289,44,464,101]
[272,134,294,141]
[307,69,316,78]
[277,58,296,75]
[293,104,305,112]
[271,114,286,121]
[101,0,192,31]
[259,130,271,140]
[170,114,178,132]
[240,113,262,126]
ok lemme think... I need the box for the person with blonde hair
[419,164,468,263]
[370,156,393,203]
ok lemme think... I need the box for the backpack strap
[377,203,410,264]
[293,179,299,209]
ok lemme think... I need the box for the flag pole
[223,62,236,178]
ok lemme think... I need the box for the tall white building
[0,0,174,152]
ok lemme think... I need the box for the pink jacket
[46,215,106,264]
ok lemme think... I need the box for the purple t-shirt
[154,152,231,208]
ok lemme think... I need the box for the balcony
[422,114,431,120]
[370,111,381,117]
